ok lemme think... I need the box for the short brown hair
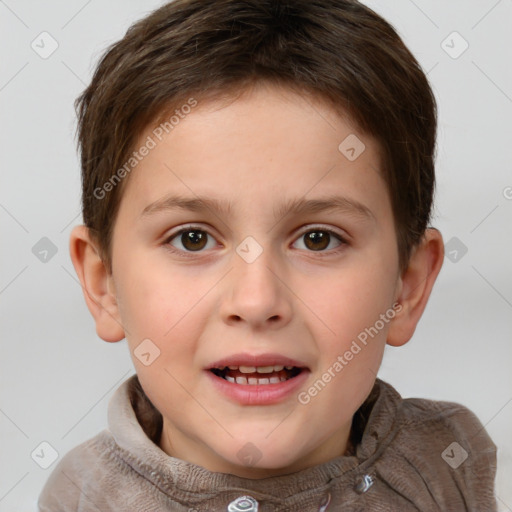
[75,0,437,272]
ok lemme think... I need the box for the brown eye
[181,230,207,251]
[167,228,215,253]
[292,228,345,253]
[304,231,330,251]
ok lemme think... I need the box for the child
[38,0,497,510]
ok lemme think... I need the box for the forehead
[118,83,391,224]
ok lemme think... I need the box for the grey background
[1,0,511,510]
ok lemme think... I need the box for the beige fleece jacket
[38,376,497,511]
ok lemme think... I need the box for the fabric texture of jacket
[38,375,497,511]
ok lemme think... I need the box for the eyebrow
[140,193,374,222]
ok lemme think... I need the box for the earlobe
[69,225,125,343]
[386,228,444,347]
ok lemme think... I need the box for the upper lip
[206,353,309,370]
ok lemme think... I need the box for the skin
[70,82,444,479]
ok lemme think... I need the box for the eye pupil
[182,230,207,251]
[304,231,330,251]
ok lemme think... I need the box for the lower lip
[205,369,310,405]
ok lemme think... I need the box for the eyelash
[163,224,349,259]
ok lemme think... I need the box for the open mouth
[210,365,303,385]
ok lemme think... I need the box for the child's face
[109,83,402,477]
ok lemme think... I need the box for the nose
[219,243,293,331]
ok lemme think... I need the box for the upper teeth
[225,365,288,373]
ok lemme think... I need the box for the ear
[69,225,125,342]
[386,228,444,347]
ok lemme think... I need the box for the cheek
[114,252,199,336]
[113,254,216,379]
[302,264,394,423]
[310,260,396,342]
